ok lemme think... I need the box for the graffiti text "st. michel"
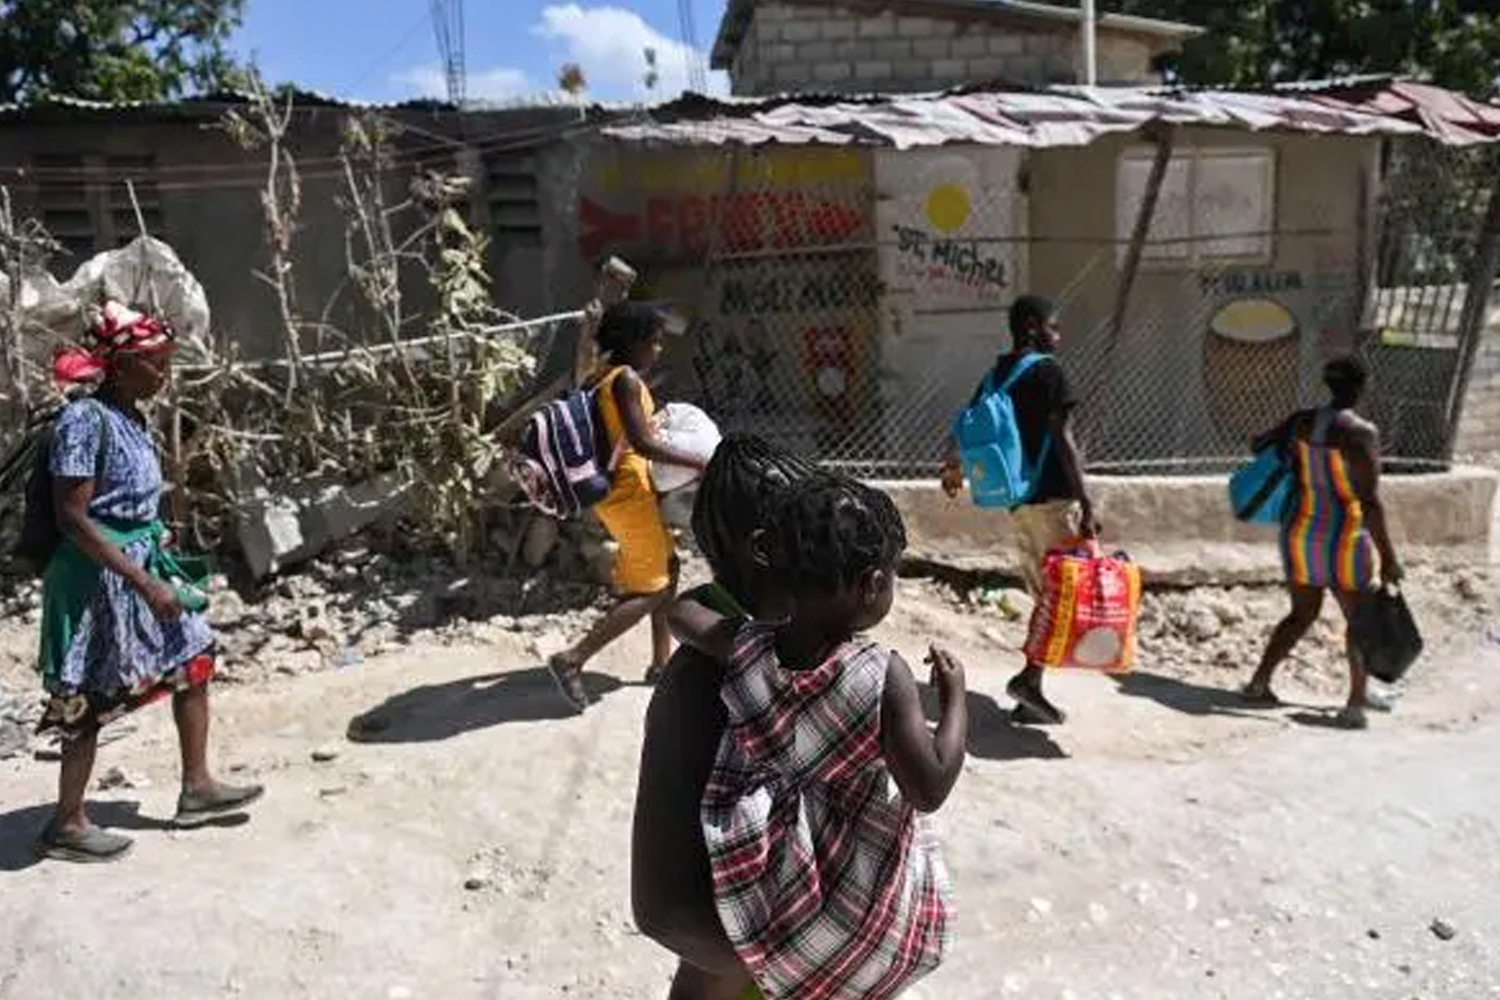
[892,224,1008,290]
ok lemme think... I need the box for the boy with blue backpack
[940,295,1097,726]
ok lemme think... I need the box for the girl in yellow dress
[548,302,708,712]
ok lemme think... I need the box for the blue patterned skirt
[36,520,216,739]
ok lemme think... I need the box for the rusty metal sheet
[598,82,1496,149]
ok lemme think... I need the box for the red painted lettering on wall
[577,193,866,260]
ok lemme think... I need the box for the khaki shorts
[1010,499,1082,597]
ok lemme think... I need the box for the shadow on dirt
[0,799,249,874]
[1109,671,1303,720]
[918,683,1068,761]
[347,667,626,744]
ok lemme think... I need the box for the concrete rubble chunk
[522,516,561,570]
[236,461,412,581]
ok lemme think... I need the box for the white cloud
[392,5,726,105]
[393,65,533,102]
[533,4,729,100]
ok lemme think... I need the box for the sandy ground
[3,571,1500,1000]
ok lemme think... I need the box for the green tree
[0,0,245,104]
[1117,0,1500,96]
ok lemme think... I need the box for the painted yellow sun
[924,182,971,234]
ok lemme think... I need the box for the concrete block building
[710,0,1204,95]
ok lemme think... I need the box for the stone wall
[728,1,1164,95]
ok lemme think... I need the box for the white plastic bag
[0,235,212,368]
[650,402,721,494]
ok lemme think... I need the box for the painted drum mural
[1202,296,1302,443]
[1196,267,1363,447]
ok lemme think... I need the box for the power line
[347,6,438,95]
[0,115,587,186]
[676,0,710,95]
[431,0,466,106]
[0,121,592,195]
[1,113,525,177]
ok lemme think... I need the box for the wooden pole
[1107,124,1175,353]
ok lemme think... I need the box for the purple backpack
[510,386,623,519]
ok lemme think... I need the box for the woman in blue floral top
[34,302,262,864]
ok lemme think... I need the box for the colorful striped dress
[1279,408,1380,592]
[701,623,953,1000]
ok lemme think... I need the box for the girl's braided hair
[596,301,662,365]
[765,473,907,593]
[691,436,819,597]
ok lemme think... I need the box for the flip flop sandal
[547,655,590,715]
[174,782,265,828]
[1240,686,1283,708]
[1334,707,1369,731]
[1006,679,1066,725]
[35,823,134,864]
[1010,704,1051,726]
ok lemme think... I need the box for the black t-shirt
[968,352,1079,505]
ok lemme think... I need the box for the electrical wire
[0,118,596,195]
[345,6,438,95]
[0,110,586,180]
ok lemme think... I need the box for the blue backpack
[1227,446,1291,525]
[953,353,1052,510]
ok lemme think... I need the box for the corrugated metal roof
[597,81,1500,149]
[0,88,669,122]
[0,88,460,119]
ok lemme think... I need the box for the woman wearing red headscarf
[34,302,261,863]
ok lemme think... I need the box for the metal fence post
[1444,170,1500,460]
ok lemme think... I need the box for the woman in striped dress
[671,474,968,1000]
[1243,356,1403,730]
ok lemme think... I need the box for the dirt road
[3,577,1499,1000]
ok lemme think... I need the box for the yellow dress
[593,365,674,595]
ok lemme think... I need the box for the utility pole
[1082,0,1098,86]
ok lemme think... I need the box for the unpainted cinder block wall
[727,1,1165,95]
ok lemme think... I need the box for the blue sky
[231,0,732,104]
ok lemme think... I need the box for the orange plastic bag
[1023,539,1142,673]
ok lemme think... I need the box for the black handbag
[1351,585,1424,685]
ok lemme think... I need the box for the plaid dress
[702,622,954,1000]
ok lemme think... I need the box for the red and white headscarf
[53,300,175,386]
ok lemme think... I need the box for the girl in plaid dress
[673,474,969,1000]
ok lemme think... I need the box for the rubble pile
[1,520,1492,765]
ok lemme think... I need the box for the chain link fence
[581,136,1499,479]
